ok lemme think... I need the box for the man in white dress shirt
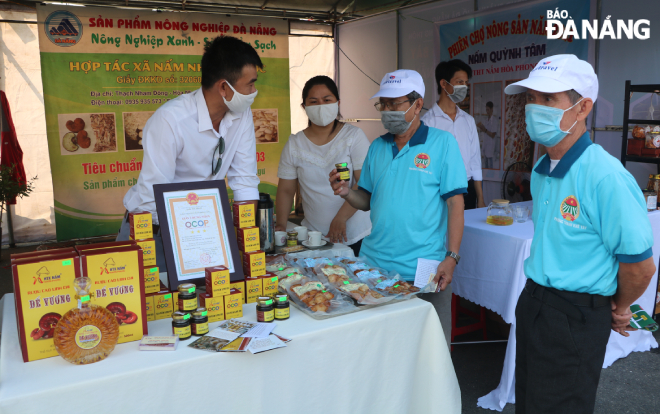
[118,36,261,271]
[477,101,499,169]
[421,59,485,209]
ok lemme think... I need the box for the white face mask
[223,81,258,114]
[305,102,339,127]
[443,82,468,103]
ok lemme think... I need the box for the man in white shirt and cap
[476,101,498,169]
[118,36,261,271]
[422,59,485,209]
[507,54,655,413]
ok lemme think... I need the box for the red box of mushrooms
[12,252,81,362]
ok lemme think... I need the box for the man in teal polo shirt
[329,69,468,348]
[505,54,656,413]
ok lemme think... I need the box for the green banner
[37,5,290,240]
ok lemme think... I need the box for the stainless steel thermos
[257,192,275,253]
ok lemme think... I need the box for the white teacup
[308,231,323,246]
[294,226,308,241]
[275,231,287,246]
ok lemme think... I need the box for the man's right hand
[329,169,350,198]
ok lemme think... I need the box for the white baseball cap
[504,54,598,103]
[371,69,425,100]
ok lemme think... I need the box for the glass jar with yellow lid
[487,199,513,226]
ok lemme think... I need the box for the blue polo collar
[535,132,592,178]
[382,121,429,147]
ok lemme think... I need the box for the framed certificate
[154,180,243,290]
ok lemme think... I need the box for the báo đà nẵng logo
[546,9,649,40]
[414,153,431,169]
[45,10,83,47]
[560,195,580,222]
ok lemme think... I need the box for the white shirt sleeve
[277,137,297,180]
[122,111,180,224]
[226,110,260,202]
[467,118,483,181]
[349,127,370,170]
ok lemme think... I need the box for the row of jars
[644,174,660,212]
[171,283,207,340]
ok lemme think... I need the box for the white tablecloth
[453,201,660,411]
[0,294,461,414]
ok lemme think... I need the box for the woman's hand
[326,216,348,244]
[275,223,287,232]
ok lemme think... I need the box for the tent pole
[6,204,16,248]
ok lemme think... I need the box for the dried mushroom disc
[62,132,79,152]
[77,130,91,149]
[66,118,85,133]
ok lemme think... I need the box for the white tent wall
[0,9,56,244]
[336,13,396,142]
[289,36,335,135]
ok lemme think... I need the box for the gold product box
[232,202,255,228]
[129,211,153,240]
[143,266,160,294]
[260,272,278,297]
[236,226,260,252]
[204,266,230,297]
[242,250,266,277]
[245,277,262,304]
[224,288,243,319]
[145,295,155,322]
[199,293,226,323]
[230,279,245,303]
[135,239,156,267]
[151,290,174,320]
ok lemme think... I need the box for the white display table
[0,294,461,414]
[453,201,659,411]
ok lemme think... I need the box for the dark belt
[124,211,160,235]
[524,279,611,324]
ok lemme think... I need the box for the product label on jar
[647,195,657,210]
[338,170,350,181]
[75,325,102,350]
[179,297,197,311]
[257,309,274,322]
[287,239,297,247]
[275,308,289,319]
[173,325,191,338]
[193,322,209,335]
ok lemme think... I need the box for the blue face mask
[525,99,583,147]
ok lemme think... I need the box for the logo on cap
[390,75,396,79]
[542,61,552,65]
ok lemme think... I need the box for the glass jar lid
[335,162,348,168]
[275,294,289,303]
[178,283,196,294]
[257,297,274,306]
[491,199,510,206]
[172,311,191,322]
[654,175,660,180]
[192,308,208,318]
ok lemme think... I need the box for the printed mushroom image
[77,130,91,149]
[106,302,137,325]
[33,312,62,339]
[66,118,85,133]
[62,132,79,152]
[253,109,278,143]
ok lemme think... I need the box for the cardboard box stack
[127,212,160,295]
[232,201,266,304]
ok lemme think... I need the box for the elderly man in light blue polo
[506,54,655,414]
[328,69,468,348]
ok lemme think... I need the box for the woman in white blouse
[275,76,371,256]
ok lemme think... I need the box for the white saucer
[302,240,327,248]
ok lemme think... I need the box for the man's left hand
[611,300,636,337]
[433,258,456,292]
[477,198,486,208]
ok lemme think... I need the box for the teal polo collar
[382,121,429,158]
[534,132,592,178]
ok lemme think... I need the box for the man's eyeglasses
[374,99,414,112]
[212,137,225,175]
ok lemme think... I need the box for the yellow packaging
[172,291,179,309]
[13,254,80,362]
[153,291,174,320]
[205,266,230,297]
[143,266,160,294]
[261,273,278,296]
[145,295,155,321]
[245,277,262,304]
[236,227,260,252]
[243,250,266,277]
[200,293,225,323]
[230,280,245,303]
[233,202,256,228]
[81,247,146,344]
[129,212,153,240]
[224,288,243,319]
[135,239,156,267]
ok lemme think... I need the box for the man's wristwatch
[445,251,460,265]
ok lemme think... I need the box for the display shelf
[621,80,660,169]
